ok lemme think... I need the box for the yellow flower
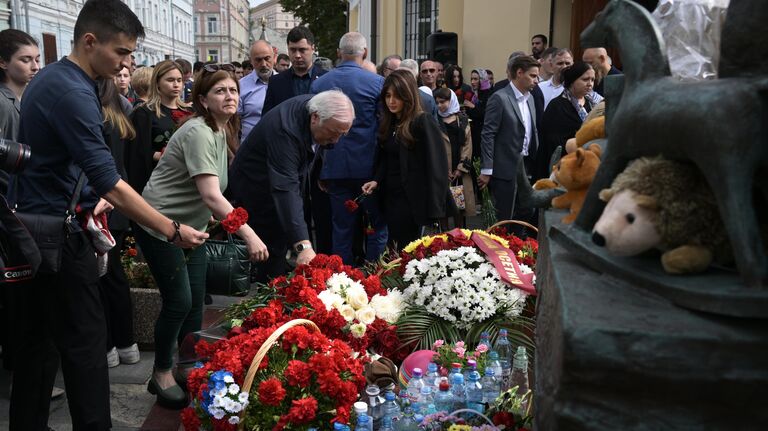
[402,230,509,254]
[448,426,472,431]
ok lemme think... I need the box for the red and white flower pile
[182,324,367,430]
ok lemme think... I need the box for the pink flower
[433,339,444,349]
[453,347,466,358]
[475,344,488,354]
[455,341,465,349]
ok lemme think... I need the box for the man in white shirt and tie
[479,55,540,222]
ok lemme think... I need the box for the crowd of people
[0,0,621,428]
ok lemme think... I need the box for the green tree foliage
[280,0,347,59]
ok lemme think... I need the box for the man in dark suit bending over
[229,90,354,281]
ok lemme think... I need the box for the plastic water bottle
[395,393,416,431]
[383,391,401,424]
[425,362,441,391]
[433,379,453,413]
[510,346,530,396]
[495,329,513,390]
[355,414,370,431]
[487,351,503,381]
[354,402,372,431]
[449,362,463,383]
[478,331,491,351]
[413,414,424,426]
[449,373,466,412]
[333,423,350,431]
[481,367,501,404]
[379,415,394,431]
[406,368,425,403]
[365,384,383,429]
[424,403,437,415]
[465,370,484,413]
[462,359,478,382]
[417,386,434,415]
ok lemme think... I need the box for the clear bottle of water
[424,403,437,416]
[487,351,503,381]
[406,368,425,403]
[355,414,370,431]
[449,362,463,384]
[449,373,466,412]
[433,378,453,413]
[383,391,400,424]
[417,386,434,415]
[510,346,530,400]
[394,393,416,431]
[481,367,501,404]
[365,384,383,429]
[462,359,478,382]
[495,329,513,390]
[379,415,394,431]
[478,331,491,351]
[425,362,441,391]
[353,402,372,431]
[333,423,350,431]
[413,414,424,426]
[465,370,484,413]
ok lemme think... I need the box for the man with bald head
[310,32,388,264]
[420,59,438,90]
[582,47,622,97]
[239,39,274,142]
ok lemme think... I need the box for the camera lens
[0,139,31,173]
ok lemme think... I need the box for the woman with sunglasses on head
[134,66,269,409]
[126,60,192,194]
[362,69,450,249]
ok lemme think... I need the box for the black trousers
[490,177,518,222]
[98,230,134,350]
[10,232,111,431]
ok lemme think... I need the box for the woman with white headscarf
[433,87,476,225]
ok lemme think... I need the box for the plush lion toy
[592,156,733,274]
[565,115,605,154]
[546,145,602,224]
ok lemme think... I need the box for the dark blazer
[374,113,450,225]
[126,104,182,194]
[262,66,326,115]
[537,94,591,178]
[480,84,539,181]
[229,94,316,245]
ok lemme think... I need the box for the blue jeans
[134,226,207,371]
[327,179,388,264]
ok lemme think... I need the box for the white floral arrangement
[318,272,405,338]
[402,247,531,329]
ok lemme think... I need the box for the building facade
[194,0,249,63]
[5,0,194,66]
[348,0,613,78]
[249,0,299,54]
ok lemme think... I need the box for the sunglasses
[203,63,236,73]
[421,68,436,74]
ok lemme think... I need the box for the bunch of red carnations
[232,254,407,362]
[182,323,367,430]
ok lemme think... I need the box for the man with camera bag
[7,0,208,429]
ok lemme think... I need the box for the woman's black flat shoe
[147,375,187,409]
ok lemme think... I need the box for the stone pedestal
[130,287,162,348]
[535,211,768,430]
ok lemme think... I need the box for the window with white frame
[208,49,219,62]
[207,16,218,34]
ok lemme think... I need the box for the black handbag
[204,234,251,296]
[10,172,85,275]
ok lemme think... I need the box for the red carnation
[258,378,286,406]
[344,199,359,213]
[221,207,249,233]
[285,359,312,387]
[286,396,318,424]
[492,411,516,428]
[180,407,201,429]
[126,247,138,257]
[170,107,192,124]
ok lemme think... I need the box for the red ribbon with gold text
[446,228,536,295]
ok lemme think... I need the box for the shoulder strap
[9,170,86,216]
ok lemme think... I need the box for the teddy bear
[565,115,605,154]
[539,145,603,224]
[591,156,733,274]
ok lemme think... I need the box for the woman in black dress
[537,61,598,178]
[361,70,450,250]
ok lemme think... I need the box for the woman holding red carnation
[362,69,450,248]
[134,65,269,409]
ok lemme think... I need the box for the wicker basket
[238,319,321,429]
[488,219,539,235]
[448,408,498,428]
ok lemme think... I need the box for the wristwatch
[294,242,313,253]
